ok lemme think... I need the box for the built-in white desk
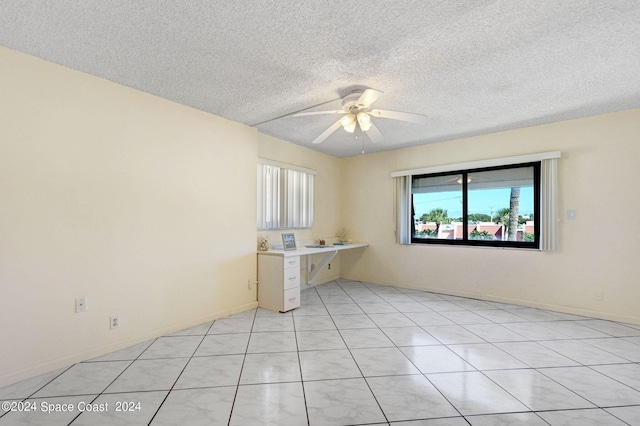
[257,243,368,312]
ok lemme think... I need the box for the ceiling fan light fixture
[341,114,356,133]
[357,112,371,131]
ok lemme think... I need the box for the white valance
[391,151,561,178]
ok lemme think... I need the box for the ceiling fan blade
[369,109,428,124]
[366,121,384,144]
[312,119,343,144]
[293,110,345,117]
[356,89,384,108]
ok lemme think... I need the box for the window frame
[410,162,541,249]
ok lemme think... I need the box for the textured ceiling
[1,1,639,158]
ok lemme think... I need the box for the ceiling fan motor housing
[342,91,367,112]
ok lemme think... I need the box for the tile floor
[2,279,640,425]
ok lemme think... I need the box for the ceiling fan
[293,89,428,145]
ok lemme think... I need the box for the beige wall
[257,134,343,284]
[340,108,640,325]
[0,48,258,386]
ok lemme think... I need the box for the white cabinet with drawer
[257,253,301,312]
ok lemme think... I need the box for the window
[257,160,315,230]
[393,152,560,250]
[411,163,539,248]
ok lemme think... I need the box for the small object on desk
[305,245,330,248]
[282,233,297,251]
[333,242,345,246]
[319,238,325,246]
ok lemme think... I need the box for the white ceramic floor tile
[390,418,468,426]
[291,304,329,316]
[591,363,640,391]
[296,330,347,351]
[439,310,493,325]
[506,308,562,322]
[403,311,455,327]
[104,358,188,393]
[230,382,307,425]
[466,412,548,425]
[421,325,485,344]
[239,352,301,384]
[368,312,417,327]
[339,328,395,348]
[194,333,250,356]
[207,318,254,334]
[304,378,386,426]
[0,367,68,399]
[605,405,640,425]
[540,321,610,338]
[347,294,385,303]
[449,299,495,310]
[401,345,475,374]
[251,315,295,332]
[462,324,527,343]
[151,387,235,426]
[578,319,640,337]
[538,340,630,365]
[72,390,167,426]
[34,361,131,397]
[483,369,594,411]
[320,295,355,305]
[0,395,90,426]
[351,347,420,376]
[493,341,580,368]
[173,355,244,389]
[357,302,399,314]
[367,375,458,421]
[421,301,467,312]
[379,294,416,303]
[381,326,440,346]
[299,290,323,305]
[324,303,364,315]
[428,371,529,415]
[583,337,640,362]
[474,309,529,323]
[537,408,628,425]
[538,366,640,406]
[138,336,203,359]
[500,322,570,340]
[255,307,291,317]
[299,349,362,381]
[293,314,336,331]
[247,331,298,353]
[389,301,432,312]
[330,313,377,329]
[447,343,529,370]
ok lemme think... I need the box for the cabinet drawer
[284,256,300,270]
[283,287,300,311]
[284,267,300,290]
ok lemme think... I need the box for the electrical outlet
[110,315,120,329]
[328,263,331,270]
[75,297,87,313]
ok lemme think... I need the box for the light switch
[567,209,577,220]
